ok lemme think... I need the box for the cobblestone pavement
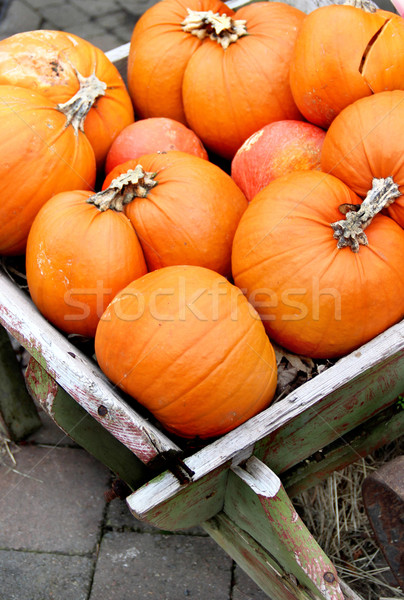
[1,402,270,599]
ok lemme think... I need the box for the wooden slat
[283,402,404,497]
[126,319,404,529]
[254,349,404,474]
[25,357,151,490]
[227,457,344,600]
[203,514,313,600]
[0,326,41,440]
[0,269,181,465]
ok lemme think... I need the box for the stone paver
[0,0,41,35]
[233,566,272,600]
[90,530,234,600]
[0,550,94,600]
[0,445,110,553]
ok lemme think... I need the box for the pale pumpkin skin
[26,190,147,337]
[0,85,95,255]
[232,170,404,359]
[321,90,404,229]
[95,265,277,439]
[0,30,134,167]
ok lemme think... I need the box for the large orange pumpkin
[95,265,277,439]
[26,190,147,337]
[100,151,248,275]
[128,0,304,159]
[232,170,404,359]
[0,85,96,255]
[0,30,134,167]
[289,4,404,128]
[321,90,404,228]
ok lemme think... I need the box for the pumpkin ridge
[129,191,199,259]
[159,319,256,411]
[140,314,228,404]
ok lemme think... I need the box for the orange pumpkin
[232,170,404,359]
[0,30,134,167]
[101,151,248,275]
[231,120,325,202]
[321,90,404,228]
[26,189,147,337]
[289,4,404,128]
[0,85,96,255]
[105,117,208,174]
[95,265,277,438]
[128,0,304,159]
[127,0,234,125]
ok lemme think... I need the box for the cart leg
[204,456,361,600]
[0,326,41,441]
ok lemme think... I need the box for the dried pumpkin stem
[87,165,157,212]
[182,9,247,50]
[331,176,401,252]
[57,69,107,135]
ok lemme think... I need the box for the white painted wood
[0,270,180,463]
[231,456,281,498]
[127,318,404,516]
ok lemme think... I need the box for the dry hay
[293,440,404,600]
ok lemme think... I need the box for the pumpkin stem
[87,165,158,212]
[181,9,247,50]
[57,68,107,135]
[343,0,379,12]
[331,177,401,252]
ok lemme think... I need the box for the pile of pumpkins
[0,0,403,439]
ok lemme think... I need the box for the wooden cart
[1,9,404,598]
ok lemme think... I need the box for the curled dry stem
[88,165,157,212]
[331,176,401,252]
[182,9,247,50]
[57,68,107,134]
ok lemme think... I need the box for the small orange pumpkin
[289,3,404,128]
[232,170,404,359]
[0,30,134,167]
[95,265,277,438]
[101,151,248,275]
[321,90,404,228]
[26,189,147,337]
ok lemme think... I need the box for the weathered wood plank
[0,269,181,465]
[126,320,404,529]
[283,402,404,497]
[227,457,344,600]
[254,350,404,474]
[0,326,41,440]
[25,357,151,490]
[203,514,314,600]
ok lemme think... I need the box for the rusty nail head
[98,405,108,417]
[323,572,335,583]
